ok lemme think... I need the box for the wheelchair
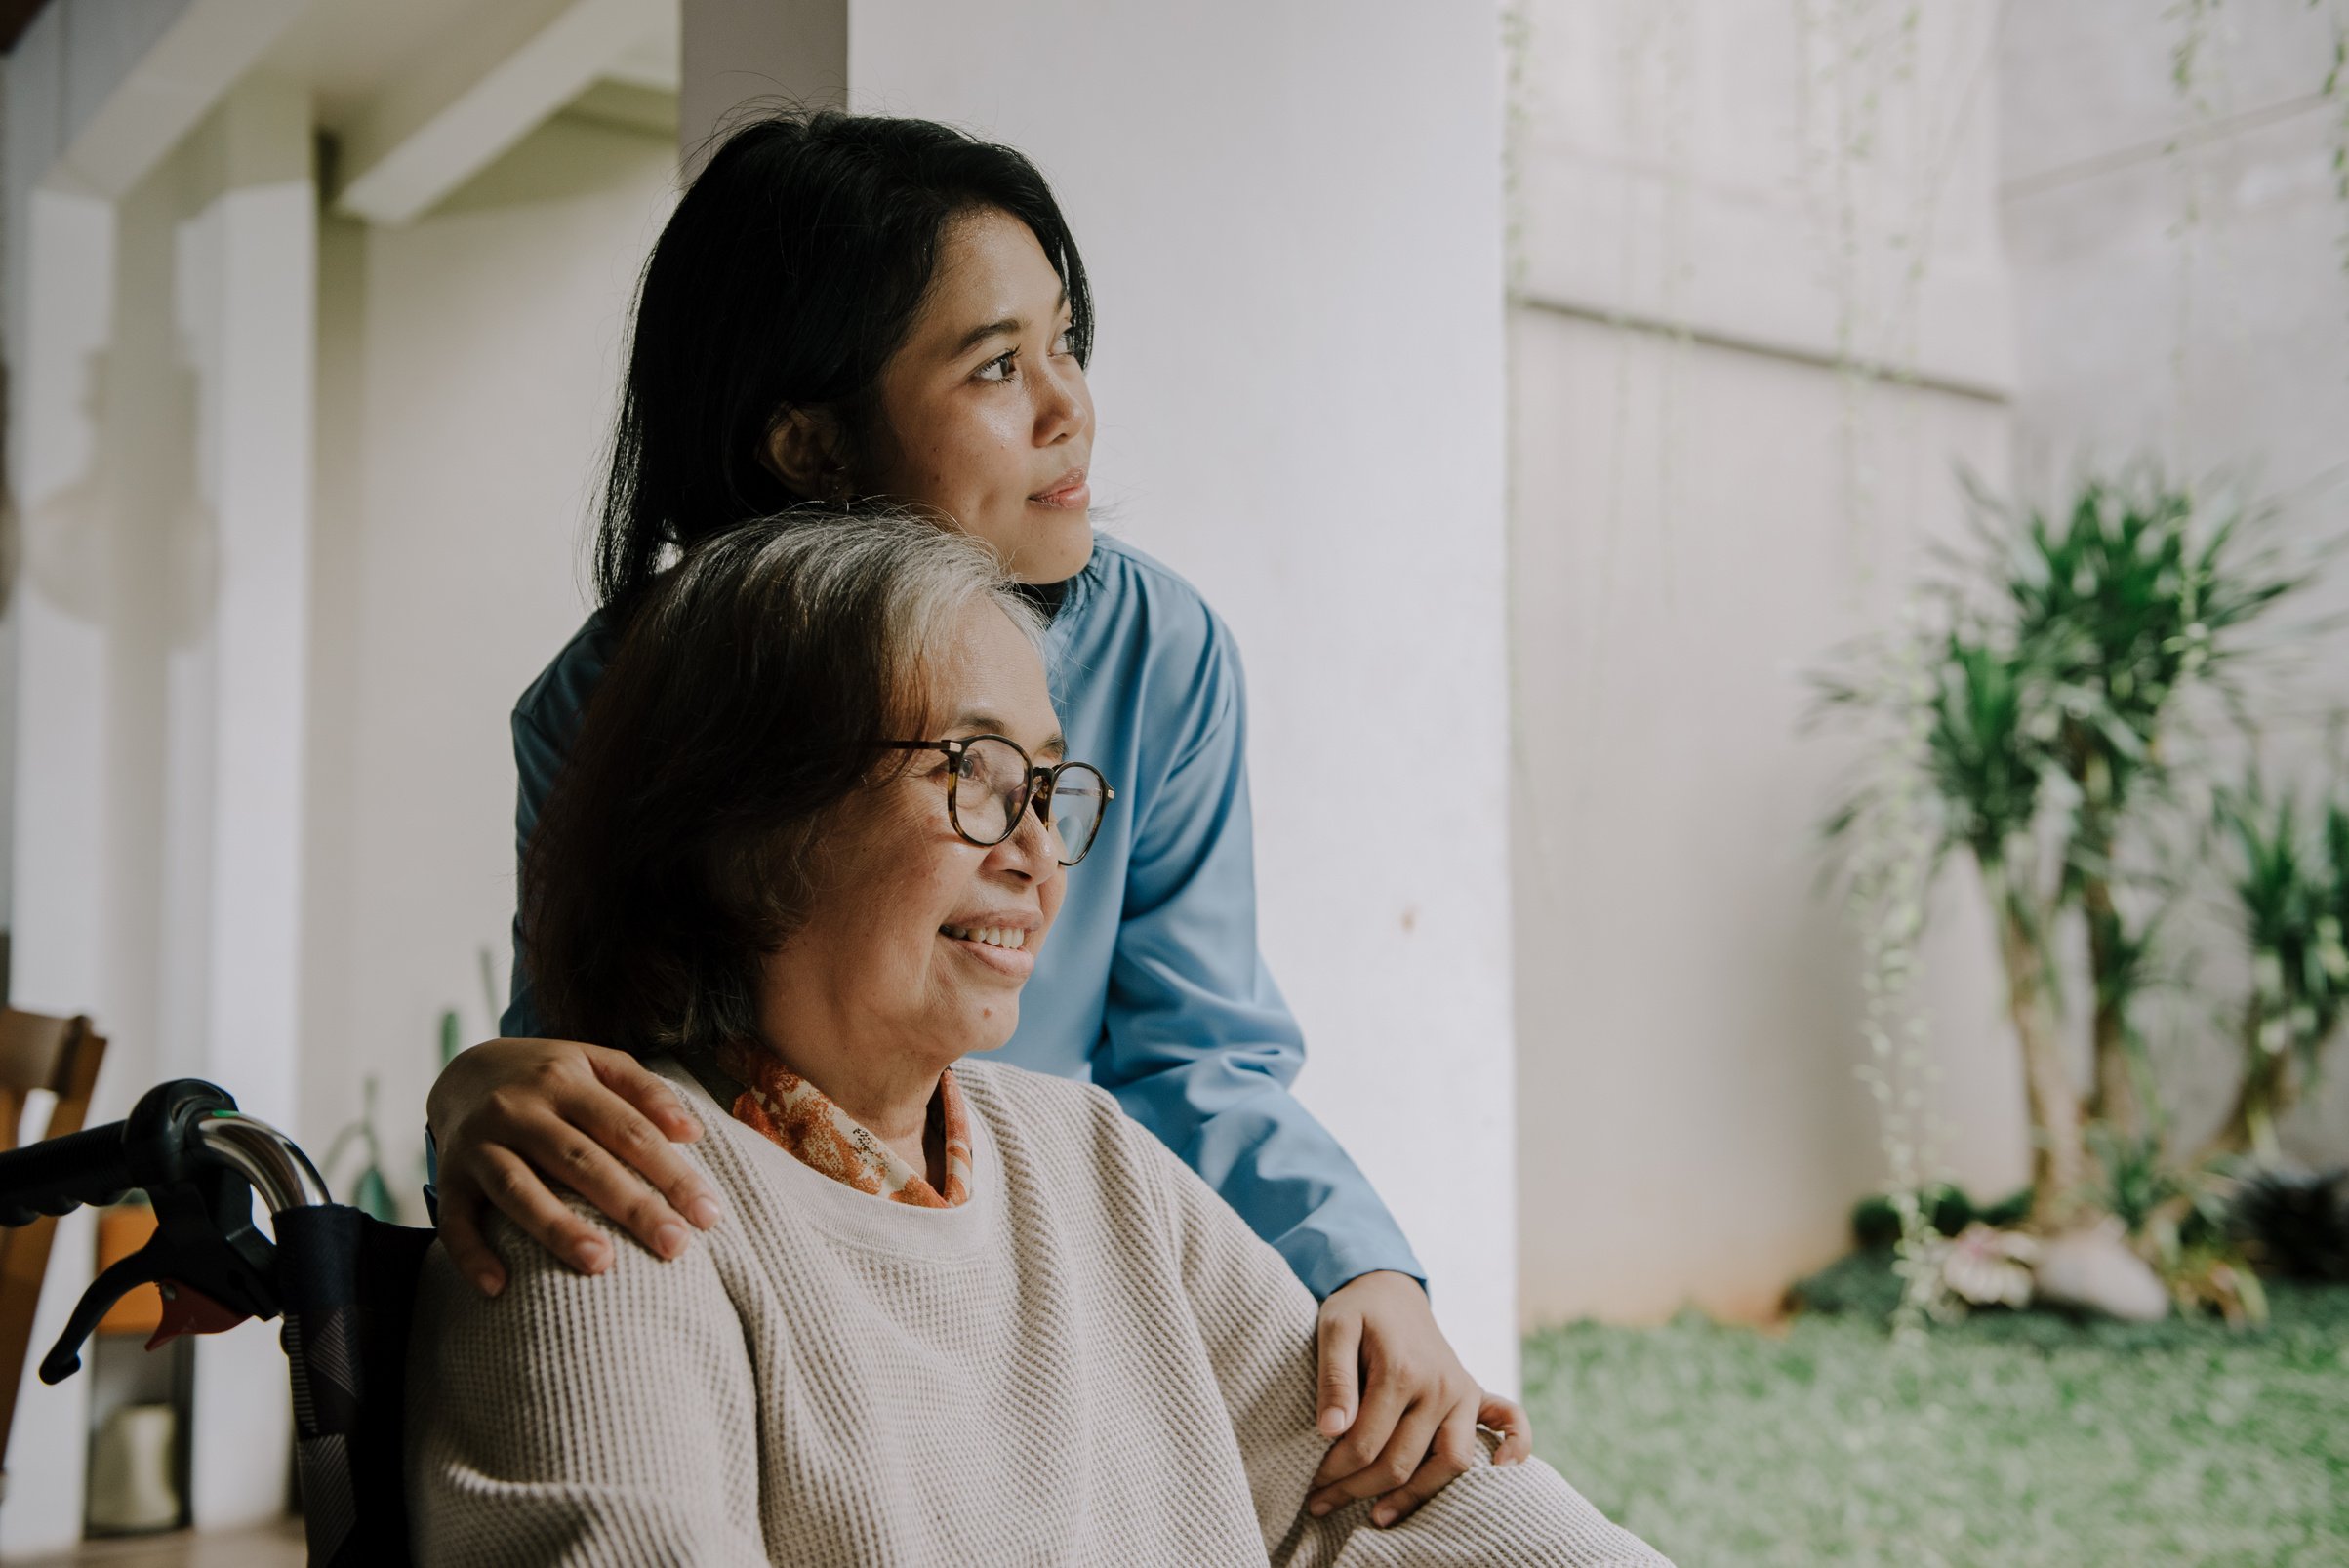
[0,1078,433,1567]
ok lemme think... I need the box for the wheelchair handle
[0,1123,136,1226]
[195,1113,333,1215]
[0,1079,333,1386]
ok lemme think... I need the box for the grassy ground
[1519,1259,2349,1568]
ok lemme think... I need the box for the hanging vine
[1790,0,1997,1325]
[1790,1,1989,582]
[1836,616,1957,1331]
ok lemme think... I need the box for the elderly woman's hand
[426,1037,725,1295]
[1305,1270,1534,1526]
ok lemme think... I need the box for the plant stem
[2207,1002,2295,1163]
[1992,876,2089,1229]
[2083,879,2142,1136]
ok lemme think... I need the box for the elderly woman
[406,513,1668,1568]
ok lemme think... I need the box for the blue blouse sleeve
[1089,614,1424,1302]
[496,705,561,1040]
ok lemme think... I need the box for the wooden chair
[0,1010,108,1497]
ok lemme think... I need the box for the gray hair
[523,506,1049,1058]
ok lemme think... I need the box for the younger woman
[426,112,1527,1525]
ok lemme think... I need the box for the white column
[0,181,116,1561]
[171,72,316,1530]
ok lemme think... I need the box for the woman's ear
[762,408,851,500]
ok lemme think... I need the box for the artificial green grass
[1520,1264,2349,1567]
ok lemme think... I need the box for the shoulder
[413,1189,740,1386]
[1067,537,1246,763]
[512,610,620,744]
[1074,534,1239,672]
[952,1056,1126,1131]
[952,1059,1160,1177]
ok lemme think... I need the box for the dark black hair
[593,110,1094,619]
[527,509,1037,1056]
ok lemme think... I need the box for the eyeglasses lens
[1044,765,1108,865]
[952,737,1031,843]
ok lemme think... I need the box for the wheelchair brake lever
[37,1230,249,1383]
[149,1277,252,1348]
[39,1226,271,1384]
[34,1083,290,1387]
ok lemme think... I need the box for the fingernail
[473,1271,505,1298]
[656,1223,688,1259]
[575,1240,609,1270]
[1318,1409,1350,1436]
[1372,1507,1395,1528]
[688,1196,722,1228]
[1309,1501,1332,1518]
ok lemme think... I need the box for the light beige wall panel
[1510,309,2018,1325]
[1512,0,2012,396]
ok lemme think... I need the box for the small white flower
[1936,1224,2039,1309]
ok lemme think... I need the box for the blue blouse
[502,533,1421,1300]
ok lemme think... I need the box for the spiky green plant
[2209,784,2349,1159]
[1967,477,2303,1137]
[1819,469,2308,1247]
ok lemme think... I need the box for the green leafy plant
[2207,784,2349,1159]
[322,1076,398,1225]
[1819,470,2303,1241]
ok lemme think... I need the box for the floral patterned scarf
[711,1039,973,1209]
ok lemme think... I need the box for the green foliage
[2089,1124,2185,1237]
[1996,481,2292,824]
[1848,1184,2031,1250]
[1815,469,2312,1253]
[2218,784,2349,1076]
[1918,627,2046,869]
[1525,1281,2349,1567]
[322,1076,400,1226]
[2210,783,2349,1157]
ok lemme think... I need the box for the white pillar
[170,72,316,1530]
[0,180,116,1561]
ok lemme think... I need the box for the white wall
[301,109,679,1218]
[1509,0,2022,1324]
[825,0,1521,1388]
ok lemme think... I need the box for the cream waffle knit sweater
[406,1058,1669,1567]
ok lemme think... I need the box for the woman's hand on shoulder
[426,1037,725,1297]
[1304,1270,1534,1527]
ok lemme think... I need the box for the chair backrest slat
[0,1010,108,1480]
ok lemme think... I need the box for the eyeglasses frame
[881,735,1114,866]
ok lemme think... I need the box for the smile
[941,925,1026,950]
[940,924,1038,979]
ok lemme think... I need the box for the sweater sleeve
[1095,595,1423,1300]
[1136,1116,1671,1568]
[405,1209,768,1567]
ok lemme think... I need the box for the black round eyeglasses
[882,736,1114,867]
